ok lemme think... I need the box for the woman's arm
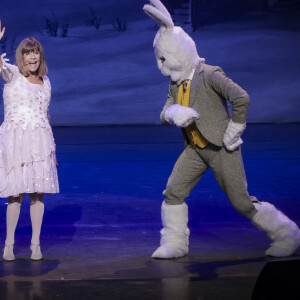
[0,20,19,84]
[0,19,6,69]
[0,53,19,84]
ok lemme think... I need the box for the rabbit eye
[160,57,166,63]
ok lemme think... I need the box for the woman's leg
[29,193,44,260]
[3,194,25,261]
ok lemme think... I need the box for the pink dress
[0,60,59,197]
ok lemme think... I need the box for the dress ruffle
[0,121,59,197]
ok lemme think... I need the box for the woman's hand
[0,53,9,69]
[0,20,5,41]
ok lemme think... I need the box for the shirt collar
[187,68,195,81]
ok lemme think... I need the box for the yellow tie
[178,81,209,149]
[182,80,189,92]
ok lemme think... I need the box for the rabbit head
[143,0,203,84]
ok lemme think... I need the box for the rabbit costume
[143,0,300,258]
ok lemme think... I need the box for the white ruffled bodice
[1,62,51,131]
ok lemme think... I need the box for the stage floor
[0,124,300,299]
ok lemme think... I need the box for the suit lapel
[172,83,180,104]
[189,63,203,107]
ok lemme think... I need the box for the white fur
[223,119,246,151]
[252,202,300,257]
[154,27,202,84]
[143,0,204,84]
[152,201,189,258]
[143,0,174,29]
[165,104,199,128]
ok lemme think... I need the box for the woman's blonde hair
[15,37,48,77]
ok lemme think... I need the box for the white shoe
[152,242,188,259]
[30,244,43,260]
[3,245,15,261]
[252,202,300,257]
[152,201,190,259]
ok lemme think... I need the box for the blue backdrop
[1,0,300,125]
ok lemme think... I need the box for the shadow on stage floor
[0,124,300,299]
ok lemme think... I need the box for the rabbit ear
[148,0,172,21]
[143,0,174,28]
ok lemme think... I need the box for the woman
[0,20,59,261]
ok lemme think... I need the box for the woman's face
[22,49,41,74]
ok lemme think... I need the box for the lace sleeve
[0,54,19,84]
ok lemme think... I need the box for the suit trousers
[163,143,257,219]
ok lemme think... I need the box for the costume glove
[165,104,200,128]
[223,119,246,151]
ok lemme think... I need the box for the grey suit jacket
[160,63,250,147]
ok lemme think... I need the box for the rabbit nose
[161,69,170,77]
